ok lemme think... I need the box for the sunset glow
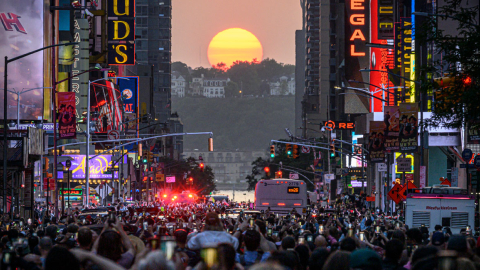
[207,28,263,68]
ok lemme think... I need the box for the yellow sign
[395,152,414,174]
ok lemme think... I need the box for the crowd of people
[0,199,479,270]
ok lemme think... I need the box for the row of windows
[203,81,224,87]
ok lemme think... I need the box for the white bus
[254,179,308,213]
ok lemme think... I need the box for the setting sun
[207,28,263,68]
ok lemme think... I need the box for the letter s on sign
[114,45,128,64]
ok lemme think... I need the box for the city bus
[254,179,308,213]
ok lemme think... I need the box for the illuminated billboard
[0,1,44,120]
[369,0,395,112]
[90,81,123,133]
[107,0,135,65]
[59,155,126,179]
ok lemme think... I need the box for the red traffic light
[463,76,472,86]
[264,167,270,173]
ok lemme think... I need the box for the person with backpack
[235,226,272,268]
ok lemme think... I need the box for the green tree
[418,0,479,128]
[224,81,240,97]
[227,61,261,96]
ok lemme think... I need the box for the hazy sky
[172,0,302,68]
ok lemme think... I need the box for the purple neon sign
[58,155,125,179]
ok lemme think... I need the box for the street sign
[474,155,480,167]
[399,181,418,199]
[108,130,120,140]
[387,184,405,204]
[462,148,473,162]
[396,158,412,172]
[289,173,299,180]
[301,146,310,154]
[325,174,335,184]
[377,163,387,172]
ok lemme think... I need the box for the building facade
[202,78,229,98]
[172,72,186,98]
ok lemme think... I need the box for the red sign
[366,196,375,202]
[387,184,405,204]
[57,92,76,139]
[399,181,418,198]
[323,121,355,130]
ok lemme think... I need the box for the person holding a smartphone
[187,212,239,251]
[235,225,273,267]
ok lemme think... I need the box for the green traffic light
[270,154,275,158]
[143,159,147,163]
[330,153,335,157]
[287,151,292,155]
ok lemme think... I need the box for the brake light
[276,181,279,184]
[174,196,177,199]
[278,203,285,206]
[188,194,193,198]
[262,203,269,205]
[301,182,304,185]
[294,203,301,206]
[163,194,167,198]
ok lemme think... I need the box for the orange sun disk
[207,28,263,69]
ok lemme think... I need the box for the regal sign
[323,120,355,130]
[107,0,135,65]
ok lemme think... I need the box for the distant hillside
[172,97,295,151]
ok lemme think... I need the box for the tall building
[295,30,305,137]
[303,0,347,137]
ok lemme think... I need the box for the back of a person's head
[8,229,19,241]
[249,262,287,270]
[217,243,236,270]
[340,237,357,252]
[434,225,442,231]
[174,229,188,245]
[255,219,267,235]
[349,249,382,270]
[244,230,261,251]
[138,250,174,270]
[322,250,351,270]
[391,229,406,245]
[28,236,39,252]
[385,239,404,262]
[97,230,123,262]
[456,257,476,270]
[406,228,423,244]
[411,246,438,266]
[309,248,330,270]
[39,237,53,253]
[67,223,79,234]
[328,227,338,239]
[447,235,468,253]
[46,225,58,240]
[267,250,299,270]
[282,236,296,250]
[295,244,310,270]
[77,227,93,248]
[45,246,80,270]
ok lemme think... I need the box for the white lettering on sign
[426,206,457,210]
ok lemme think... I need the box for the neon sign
[347,0,368,57]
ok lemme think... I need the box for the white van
[405,186,475,234]
[255,179,308,213]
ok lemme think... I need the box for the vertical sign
[400,18,412,103]
[108,0,136,65]
[57,92,77,139]
[368,121,386,162]
[369,0,395,112]
[383,106,400,151]
[72,19,89,129]
[345,0,370,82]
[419,165,426,188]
[117,77,138,150]
[399,102,418,152]
[451,167,458,187]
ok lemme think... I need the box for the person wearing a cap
[187,212,239,250]
[430,232,446,249]
[349,249,382,270]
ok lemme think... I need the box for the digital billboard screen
[0,1,44,120]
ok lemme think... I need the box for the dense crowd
[1,199,479,270]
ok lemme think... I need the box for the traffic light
[264,166,270,178]
[44,157,49,171]
[199,162,205,172]
[292,145,299,159]
[142,156,148,164]
[330,140,335,157]
[187,177,194,185]
[147,152,153,163]
[275,170,283,178]
[286,144,292,158]
[270,145,275,158]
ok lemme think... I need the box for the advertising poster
[90,81,123,133]
[399,103,418,152]
[383,106,400,151]
[368,121,386,162]
[467,125,480,144]
[58,155,126,179]
[400,18,412,103]
[57,92,76,139]
[0,1,44,120]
